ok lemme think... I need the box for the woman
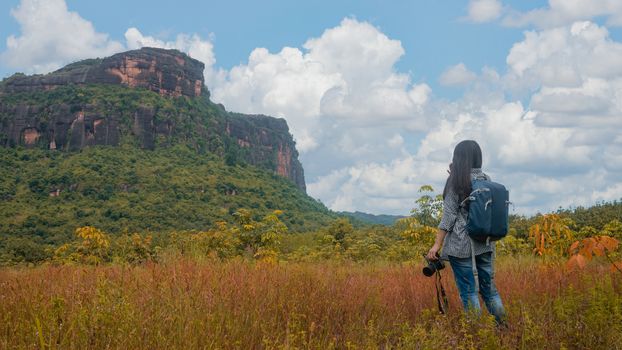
[426,140,506,325]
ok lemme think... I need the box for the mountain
[0,48,336,246]
[0,47,305,191]
[338,211,406,226]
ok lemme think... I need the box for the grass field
[1,257,621,349]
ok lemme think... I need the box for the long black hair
[442,140,482,201]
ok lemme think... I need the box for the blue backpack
[462,179,510,243]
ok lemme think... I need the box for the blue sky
[1,0,622,215]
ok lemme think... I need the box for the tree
[603,219,622,240]
[529,214,574,256]
[254,210,287,263]
[233,209,287,261]
[113,233,155,264]
[411,185,443,227]
[395,216,436,250]
[54,226,111,265]
[326,218,354,250]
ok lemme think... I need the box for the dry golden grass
[1,257,620,349]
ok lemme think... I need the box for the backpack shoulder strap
[469,237,479,294]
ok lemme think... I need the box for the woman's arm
[426,229,447,260]
[427,185,457,260]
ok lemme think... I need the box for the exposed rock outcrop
[0,48,307,192]
[226,114,306,192]
[1,103,121,151]
[0,47,204,98]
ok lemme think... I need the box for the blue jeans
[448,252,506,324]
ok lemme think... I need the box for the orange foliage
[529,214,574,256]
[566,235,622,273]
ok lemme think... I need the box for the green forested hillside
[0,52,335,265]
[508,200,622,240]
[557,201,622,230]
[0,146,335,259]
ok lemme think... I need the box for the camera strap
[435,270,449,314]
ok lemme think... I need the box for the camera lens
[422,265,435,277]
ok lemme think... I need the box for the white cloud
[506,22,622,85]
[209,18,431,152]
[439,63,477,86]
[592,183,622,203]
[387,134,404,148]
[209,45,344,152]
[434,103,593,172]
[502,0,622,28]
[310,156,424,213]
[505,22,622,129]
[467,0,503,23]
[309,101,601,215]
[531,81,611,115]
[2,0,124,73]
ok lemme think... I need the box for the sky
[1,0,621,216]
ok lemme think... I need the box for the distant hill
[338,211,406,226]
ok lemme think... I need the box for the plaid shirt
[438,168,494,259]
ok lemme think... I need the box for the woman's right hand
[427,229,447,261]
[426,244,440,261]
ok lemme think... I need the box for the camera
[422,254,445,277]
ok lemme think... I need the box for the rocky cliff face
[0,48,306,191]
[226,114,306,192]
[0,103,121,151]
[0,47,204,98]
